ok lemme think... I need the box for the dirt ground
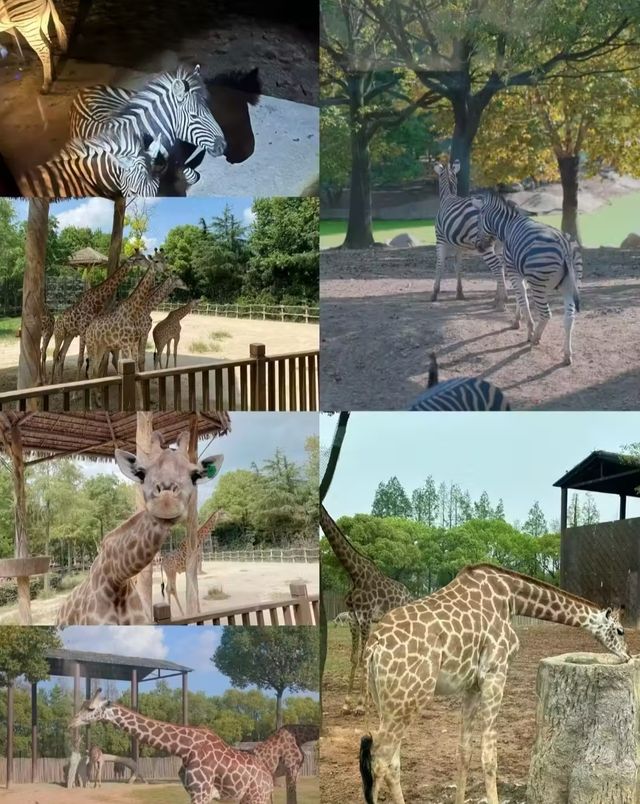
[320,625,640,804]
[0,558,319,625]
[0,314,319,392]
[320,246,640,410]
[0,0,317,184]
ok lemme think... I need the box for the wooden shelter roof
[0,412,231,464]
[44,648,192,681]
[553,450,640,497]
[68,246,108,265]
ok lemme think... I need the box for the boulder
[387,233,419,248]
[620,233,640,249]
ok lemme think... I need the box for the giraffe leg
[478,672,508,804]
[55,335,74,383]
[173,337,178,368]
[343,613,360,713]
[354,621,370,714]
[454,688,481,804]
[76,335,87,379]
[167,571,184,616]
[40,331,52,381]
[165,341,171,369]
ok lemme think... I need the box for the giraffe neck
[174,302,194,320]
[99,704,199,758]
[320,504,375,581]
[121,266,158,310]
[84,260,133,309]
[97,511,175,587]
[495,569,598,626]
[197,510,224,541]
[145,280,178,314]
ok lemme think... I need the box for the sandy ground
[0,777,319,803]
[0,0,318,194]
[0,559,319,625]
[0,314,319,388]
[320,246,640,410]
[320,625,640,804]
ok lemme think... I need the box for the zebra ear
[171,78,191,103]
[451,160,461,174]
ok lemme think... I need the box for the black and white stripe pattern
[409,352,511,411]
[433,161,507,309]
[18,131,162,198]
[69,65,226,186]
[476,192,582,365]
[0,0,67,93]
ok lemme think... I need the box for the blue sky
[79,411,318,511]
[320,412,640,526]
[10,197,255,252]
[36,627,318,702]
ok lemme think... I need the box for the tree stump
[527,652,640,804]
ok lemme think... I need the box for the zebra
[333,611,354,627]
[68,64,226,188]
[432,160,507,309]
[17,130,163,198]
[409,352,511,411]
[0,0,67,93]
[475,192,581,365]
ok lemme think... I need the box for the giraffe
[160,508,229,616]
[319,504,412,714]
[49,249,153,383]
[251,725,319,802]
[70,689,274,804]
[88,745,103,788]
[55,430,224,625]
[153,298,199,368]
[359,563,630,804]
[135,274,189,372]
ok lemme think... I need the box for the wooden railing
[155,301,319,324]
[153,583,318,626]
[0,344,319,412]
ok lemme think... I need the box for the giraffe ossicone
[359,563,630,804]
[55,430,223,626]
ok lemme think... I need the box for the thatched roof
[68,247,108,265]
[44,648,192,681]
[0,412,231,464]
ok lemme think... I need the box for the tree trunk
[275,689,284,729]
[343,75,375,249]
[106,196,126,310]
[558,154,580,241]
[527,652,640,804]
[450,93,485,196]
[185,414,200,616]
[19,199,48,392]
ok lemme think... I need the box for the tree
[213,628,318,727]
[19,199,49,391]
[161,224,208,293]
[582,494,600,525]
[567,493,581,528]
[321,0,438,247]
[494,499,506,521]
[0,626,60,686]
[523,501,548,538]
[361,0,640,194]
[411,477,439,526]
[473,491,494,520]
[371,476,413,518]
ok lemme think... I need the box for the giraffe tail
[359,734,375,804]
[427,351,439,387]
[160,563,165,599]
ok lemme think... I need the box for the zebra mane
[117,64,207,117]
[206,68,262,105]
[483,190,524,216]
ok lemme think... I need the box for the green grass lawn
[0,317,21,340]
[320,190,640,250]
[128,776,319,803]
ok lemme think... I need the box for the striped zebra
[69,64,226,188]
[18,130,163,198]
[433,161,507,309]
[409,352,511,411]
[0,0,67,93]
[475,192,581,365]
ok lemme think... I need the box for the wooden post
[31,682,38,783]
[135,413,154,620]
[19,199,48,394]
[185,414,200,616]
[120,359,137,412]
[182,672,189,725]
[290,584,313,625]
[249,344,266,411]
[85,676,92,755]
[559,486,568,589]
[6,681,13,788]
[620,495,627,520]
[131,668,139,764]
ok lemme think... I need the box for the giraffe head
[114,430,223,522]
[585,606,630,661]
[70,689,111,728]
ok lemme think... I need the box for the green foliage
[371,477,413,518]
[0,626,61,686]
[199,438,318,547]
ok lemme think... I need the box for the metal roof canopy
[44,648,193,683]
[554,450,640,529]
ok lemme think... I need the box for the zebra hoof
[40,85,52,95]
[353,704,365,715]
[563,355,572,366]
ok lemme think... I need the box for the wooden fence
[154,583,318,626]
[0,345,319,412]
[155,301,319,324]
[0,745,317,784]
[200,547,319,563]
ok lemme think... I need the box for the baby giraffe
[56,430,223,626]
[71,689,274,804]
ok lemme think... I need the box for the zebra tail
[567,252,581,313]
[427,352,439,387]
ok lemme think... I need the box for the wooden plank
[298,355,307,412]
[277,359,286,410]
[288,358,296,410]
[227,367,235,410]
[158,376,167,411]
[202,371,210,411]
[188,373,196,411]
[215,370,223,411]
[308,353,317,410]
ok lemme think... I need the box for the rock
[387,233,419,248]
[620,233,640,249]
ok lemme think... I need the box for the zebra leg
[480,249,507,311]
[507,272,533,336]
[431,243,449,302]
[454,249,465,300]
[562,298,577,366]
[530,300,551,346]
[24,28,54,94]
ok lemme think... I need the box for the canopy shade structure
[67,247,108,267]
[554,451,640,499]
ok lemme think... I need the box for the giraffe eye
[617,627,624,635]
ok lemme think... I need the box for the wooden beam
[31,682,37,783]
[6,682,13,788]
[182,672,188,726]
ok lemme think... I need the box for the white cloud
[55,198,115,231]
[242,206,256,226]
[184,629,221,672]
[62,626,169,660]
